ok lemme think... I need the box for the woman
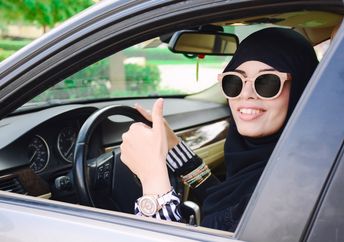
[120,27,319,232]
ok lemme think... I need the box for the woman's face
[228,61,291,138]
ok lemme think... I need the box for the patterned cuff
[166,140,195,171]
[166,140,203,176]
[134,189,181,222]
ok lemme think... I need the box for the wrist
[167,134,179,150]
[141,169,171,196]
[142,182,171,195]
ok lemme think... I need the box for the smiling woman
[120,27,319,232]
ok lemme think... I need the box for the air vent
[0,177,27,194]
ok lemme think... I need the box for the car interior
[0,9,342,228]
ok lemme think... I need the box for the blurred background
[0,1,329,104]
[0,0,98,62]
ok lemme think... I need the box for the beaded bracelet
[193,172,211,188]
[181,162,211,189]
[181,163,207,181]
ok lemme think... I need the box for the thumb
[152,98,165,133]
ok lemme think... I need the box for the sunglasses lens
[255,74,281,98]
[222,74,243,98]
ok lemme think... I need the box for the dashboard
[0,98,230,203]
[28,115,88,173]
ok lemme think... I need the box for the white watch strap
[157,189,174,206]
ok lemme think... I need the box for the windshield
[26,39,230,107]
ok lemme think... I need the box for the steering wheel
[73,105,152,213]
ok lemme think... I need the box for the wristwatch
[137,191,172,217]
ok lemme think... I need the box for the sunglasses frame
[218,71,291,100]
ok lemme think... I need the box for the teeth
[239,108,262,115]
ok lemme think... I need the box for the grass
[0,38,32,50]
[0,38,33,61]
[0,49,16,61]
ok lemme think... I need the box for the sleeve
[166,140,220,203]
[134,189,182,222]
[166,140,203,176]
[134,141,220,222]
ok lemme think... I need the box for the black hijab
[201,28,318,231]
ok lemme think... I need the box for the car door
[0,190,239,242]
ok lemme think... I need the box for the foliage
[33,58,111,102]
[0,38,32,61]
[31,78,110,103]
[69,61,161,95]
[0,39,32,51]
[69,58,109,81]
[31,61,162,102]
[124,63,161,94]
[0,0,94,32]
[0,49,16,62]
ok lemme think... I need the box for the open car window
[27,40,230,106]
[22,24,280,111]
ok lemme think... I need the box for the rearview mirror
[168,30,239,56]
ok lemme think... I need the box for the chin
[237,126,263,138]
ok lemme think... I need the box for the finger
[121,132,128,141]
[130,122,149,130]
[119,144,127,162]
[152,98,165,134]
[135,103,152,121]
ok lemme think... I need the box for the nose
[240,80,257,99]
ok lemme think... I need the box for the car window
[29,40,230,105]
[24,24,280,109]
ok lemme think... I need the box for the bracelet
[181,162,211,189]
[193,172,211,188]
[181,163,206,181]
[187,168,210,184]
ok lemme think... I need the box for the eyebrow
[234,68,277,76]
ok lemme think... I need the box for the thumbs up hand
[120,98,171,195]
[134,102,179,150]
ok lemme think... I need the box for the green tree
[0,0,94,33]
[124,63,161,94]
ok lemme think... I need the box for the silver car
[0,0,343,241]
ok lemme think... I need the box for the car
[0,0,343,241]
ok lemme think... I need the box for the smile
[239,108,263,115]
[237,107,265,121]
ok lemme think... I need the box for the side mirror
[168,30,239,56]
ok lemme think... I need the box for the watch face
[138,196,158,217]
